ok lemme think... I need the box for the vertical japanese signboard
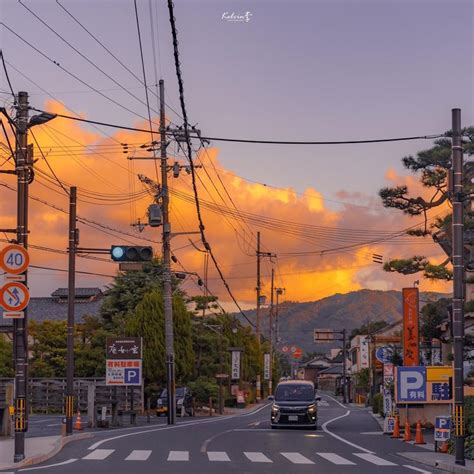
[403,287,419,366]
[264,353,270,380]
[231,350,241,381]
[106,337,142,386]
[360,336,370,369]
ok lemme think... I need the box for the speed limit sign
[0,245,29,274]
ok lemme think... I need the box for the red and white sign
[290,346,297,353]
[3,311,24,319]
[0,244,29,274]
[282,346,289,353]
[292,347,303,360]
[0,282,30,312]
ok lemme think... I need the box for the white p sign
[400,371,423,399]
[396,367,426,402]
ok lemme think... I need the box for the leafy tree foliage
[350,320,388,339]
[0,338,13,377]
[379,128,474,280]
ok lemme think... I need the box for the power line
[29,264,115,278]
[0,50,15,101]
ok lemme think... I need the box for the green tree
[350,320,389,339]
[379,128,474,280]
[0,338,13,377]
[420,298,448,364]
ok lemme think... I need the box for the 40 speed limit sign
[0,244,29,274]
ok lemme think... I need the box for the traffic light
[110,246,153,262]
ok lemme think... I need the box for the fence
[0,378,143,414]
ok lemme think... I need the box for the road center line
[321,410,374,454]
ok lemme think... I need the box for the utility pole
[13,91,29,462]
[66,186,77,435]
[160,79,176,425]
[452,108,465,466]
[256,231,262,401]
[275,287,285,345]
[342,328,347,404]
[269,267,274,395]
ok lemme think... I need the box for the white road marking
[403,465,432,474]
[168,450,189,461]
[244,452,273,463]
[125,450,152,461]
[88,403,271,450]
[321,410,374,454]
[46,423,62,427]
[281,452,314,464]
[316,452,356,465]
[82,449,115,460]
[353,453,397,466]
[207,451,231,462]
[19,459,78,471]
[360,431,383,435]
[323,393,347,408]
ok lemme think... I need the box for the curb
[399,451,474,474]
[0,432,94,472]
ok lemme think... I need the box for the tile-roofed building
[0,287,104,332]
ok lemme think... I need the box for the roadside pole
[451,108,465,465]
[66,186,77,435]
[269,267,274,395]
[342,328,347,404]
[13,91,29,461]
[256,231,261,401]
[160,79,176,425]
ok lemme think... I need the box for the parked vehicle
[270,380,320,429]
[156,386,195,417]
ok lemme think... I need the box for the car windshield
[160,387,186,398]
[275,384,314,402]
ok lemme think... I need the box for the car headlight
[271,404,280,412]
[307,404,317,414]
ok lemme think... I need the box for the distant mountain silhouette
[238,289,448,354]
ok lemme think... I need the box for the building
[0,287,104,334]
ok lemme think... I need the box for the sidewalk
[0,433,93,472]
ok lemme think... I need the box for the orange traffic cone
[391,416,401,438]
[74,410,83,431]
[403,420,412,442]
[414,420,425,445]
[439,441,449,453]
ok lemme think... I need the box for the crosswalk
[80,449,421,469]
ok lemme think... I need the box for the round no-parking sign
[0,282,30,311]
[0,244,29,274]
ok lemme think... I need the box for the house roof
[51,287,102,298]
[318,365,343,375]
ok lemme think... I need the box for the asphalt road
[12,394,441,474]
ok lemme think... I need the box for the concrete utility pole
[342,328,347,404]
[269,267,274,395]
[256,231,262,401]
[66,186,77,435]
[451,108,465,466]
[13,91,29,462]
[275,287,285,345]
[160,79,176,425]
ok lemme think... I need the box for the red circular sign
[0,244,29,274]
[292,347,303,359]
[0,282,30,311]
[282,346,289,353]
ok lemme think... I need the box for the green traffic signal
[110,245,153,262]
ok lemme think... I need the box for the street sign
[282,346,289,353]
[0,282,30,312]
[264,353,270,380]
[3,311,24,319]
[293,347,303,359]
[106,337,141,359]
[395,366,426,402]
[383,363,394,385]
[106,359,142,385]
[383,388,392,415]
[314,329,335,342]
[375,346,393,364]
[231,350,241,380]
[434,416,451,442]
[215,373,229,379]
[384,416,395,434]
[0,244,29,274]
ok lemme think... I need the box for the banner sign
[395,366,453,404]
[231,350,241,380]
[403,287,419,366]
[383,388,393,415]
[360,336,369,369]
[106,337,141,359]
[264,353,270,380]
[435,416,451,442]
[383,363,394,386]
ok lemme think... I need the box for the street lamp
[28,111,57,128]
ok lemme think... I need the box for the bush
[188,376,218,404]
[372,393,383,415]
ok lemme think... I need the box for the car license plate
[288,415,298,421]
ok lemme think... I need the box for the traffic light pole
[452,108,465,465]
[160,79,176,425]
[14,91,29,462]
[66,186,77,435]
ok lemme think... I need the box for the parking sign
[395,366,426,403]
[434,416,451,442]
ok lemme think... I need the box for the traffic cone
[403,420,411,442]
[414,420,425,445]
[74,410,83,431]
[439,440,449,453]
[391,416,401,438]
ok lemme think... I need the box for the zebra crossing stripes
[167,450,189,461]
[244,452,273,463]
[280,452,314,464]
[125,450,152,461]
[316,452,356,465]
[82,449,115,460]
[353,453,397,466]
[207,451,231,461]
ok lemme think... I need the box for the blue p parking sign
[435,416,451,442]
[395,366,427,402]
[124,368,141,385]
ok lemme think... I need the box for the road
[13,395,440,473]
